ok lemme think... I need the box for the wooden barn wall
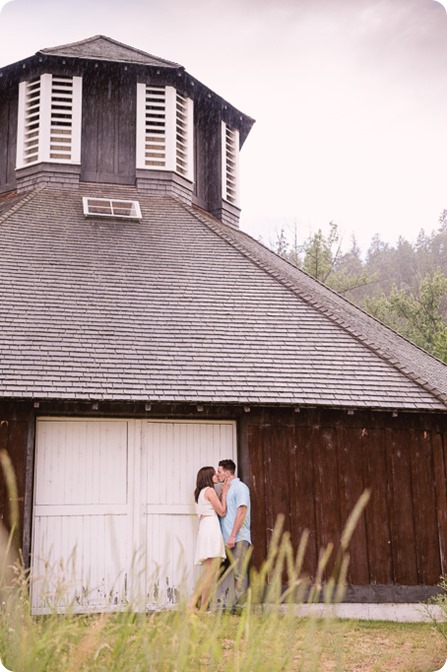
[0,88,18,194]
[0,405,31,545]
[240,408,447,595]
[81,67,137,185]
[193,101,222,214]
[1,400,447,597]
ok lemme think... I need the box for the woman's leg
[201,557,225,611]
[199,558,214,610]
[189,557,221,611]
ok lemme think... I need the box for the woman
[191,466,229,611]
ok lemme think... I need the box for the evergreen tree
[267,210,447,360]
[364,269,447,361]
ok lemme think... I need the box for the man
[217,459,251,610]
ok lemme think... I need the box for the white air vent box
[82,197,142,220]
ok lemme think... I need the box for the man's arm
[227,505,247,549]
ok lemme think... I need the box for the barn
[1,35,447,613]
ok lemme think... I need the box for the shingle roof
[1,185,447,410]
[39,35,180,68]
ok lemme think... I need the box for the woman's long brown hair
[194,466,216,503]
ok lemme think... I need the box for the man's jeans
[216,540,250,610]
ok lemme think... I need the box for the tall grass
[0,451,371,672]
[427,575,447,641]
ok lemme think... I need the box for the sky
[0,0,446,255]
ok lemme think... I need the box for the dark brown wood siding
[1,400,446,594]
[193,99,222,213]
[0,415,29,539]
[81,67,137,185]
[0,87,18,193]
[243,408,447,590]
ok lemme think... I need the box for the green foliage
[270,212,447,360]
[273,222,377,295]
[365,269,447,361]
[301,221,340,283]
[427,575,447,641]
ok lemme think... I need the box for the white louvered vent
[21,78,41,165]
[16,74,82,169]
[138,85,168,169]
[222,122,239,206]
[82,197,142,220]
[49,77,77,161]
[175,91,193,179]
[136,84,193,181]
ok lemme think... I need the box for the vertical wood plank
[118,76,136,178]
[247,423,268,568]
[23,410,36,568]
[0,97,9,184]
[433,431,447,576]
[7,420,28,537]
[261,419,275,555]
[313,426,341,575]
[0,93,18,189]
[0,419,9,527]
[336,426,370,584]
[269,423,293,533]
[410,429,442,584]
[386,428,418,584]
[363,427,394,584]
[291,423,318,577]
[0,419,28,539]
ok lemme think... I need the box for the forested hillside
[270,211,447,362]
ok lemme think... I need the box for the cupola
[0,35,254,227]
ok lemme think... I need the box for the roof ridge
[39,34,104,52]
[185,203,447,409]
[0,189,44,227]
[39,35,181,68]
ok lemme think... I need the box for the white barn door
[140,420,237,609]
[31,418,236,613]
[31,419,131,613]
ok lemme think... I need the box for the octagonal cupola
[0,35,254,227]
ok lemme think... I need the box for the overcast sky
[0,0,446,254]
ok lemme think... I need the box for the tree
[273,227,289,259]
[364,269,447,362]
[271,223,301,267]
[300,222,376,295]
[301,221,340,282]
[271,221,376,295]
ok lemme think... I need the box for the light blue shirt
[220,478,251,545]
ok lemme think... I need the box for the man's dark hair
[218,459,236,474]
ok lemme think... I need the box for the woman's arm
[206,485,227,516]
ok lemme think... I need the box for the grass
[0,459,445,672]
[0,610,445,672]
[311,620,445,672]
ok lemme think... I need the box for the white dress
[194,487,226,565]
